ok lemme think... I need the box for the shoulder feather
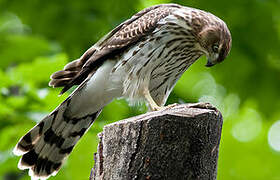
[49,4,180,94]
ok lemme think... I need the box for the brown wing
[49,4,181,94]
[48,47,97,88]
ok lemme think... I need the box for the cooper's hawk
[13,3,231,179]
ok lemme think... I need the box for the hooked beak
[205,58,215,67]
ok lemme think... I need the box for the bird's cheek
[213,53,219,60]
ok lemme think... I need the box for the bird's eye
[212,44,219,53]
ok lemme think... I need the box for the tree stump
[90,103,223,180]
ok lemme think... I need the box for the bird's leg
[143,87,163,111]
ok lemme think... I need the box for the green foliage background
[0,0,280,179]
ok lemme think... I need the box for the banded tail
[13,98,101,179]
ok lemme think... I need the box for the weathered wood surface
[90,103,223,180]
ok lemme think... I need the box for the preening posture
[13,4,231,179]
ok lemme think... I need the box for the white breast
[109,14,200,106]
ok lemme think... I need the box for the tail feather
[13,98,101,179]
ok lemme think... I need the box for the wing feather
[49,4,181,94]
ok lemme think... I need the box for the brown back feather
[48,47,97,88]
[49,4,181,94]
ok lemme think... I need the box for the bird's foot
[143,87,179,111]
[165,103,179,109]
[150,105,164,111]
[150,103,178,111]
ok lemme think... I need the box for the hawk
[13,3,231,179]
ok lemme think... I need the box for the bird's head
[197,23,232,67]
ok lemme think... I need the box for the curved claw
[151,103,179,111]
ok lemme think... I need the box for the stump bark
[90,103,223,180]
